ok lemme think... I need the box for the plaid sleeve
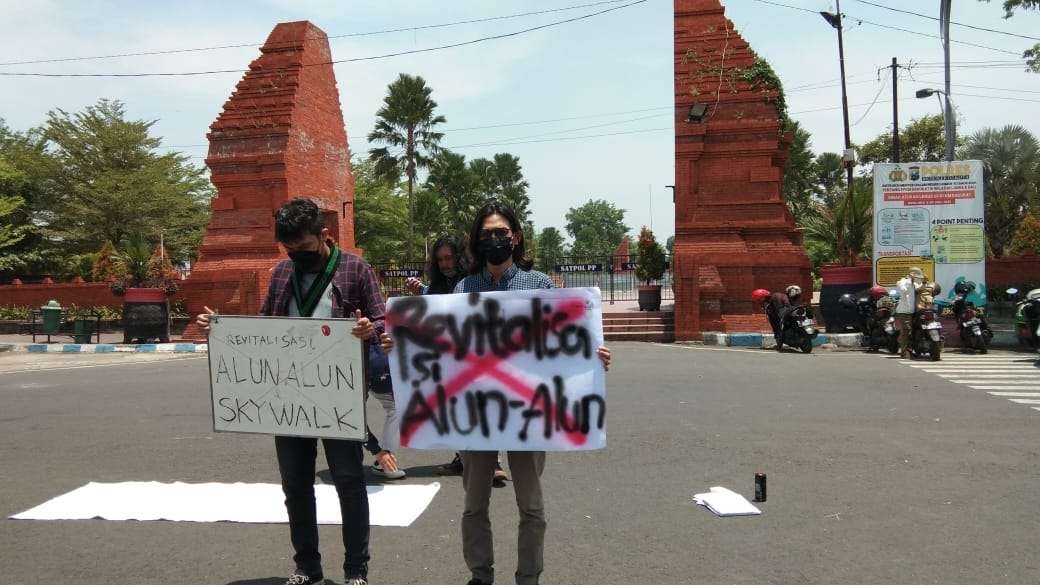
[356,259,387,334]
[260,261,292,316]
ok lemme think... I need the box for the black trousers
[275,436,370,579]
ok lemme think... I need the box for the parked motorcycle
[1009,287,1040,350]
[951,281,992,354]
[779,304,819,353]
[908,282,944,361]
[841,286,899,354]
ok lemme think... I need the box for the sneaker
[372,461,406,480]
[493,462,509,487]
[285,573,325,585]
[436,453,464,476]
[344,577,368,585]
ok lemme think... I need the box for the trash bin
[73,318,96,344]
[40,300,63,334]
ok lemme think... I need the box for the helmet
[838,293,857,308]
[908,267,925,280]
[751,288,771,303]
[954,281,975,295]
[785,285,802,298]
[870,285,888,300]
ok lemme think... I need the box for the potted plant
[110,236,178,343]
[635,226,668,311]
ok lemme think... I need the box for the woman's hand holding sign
[196,306,216,331]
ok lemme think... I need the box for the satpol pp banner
[872,160,986,307]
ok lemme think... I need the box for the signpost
[207,316,367,441]
[872,160,986,307]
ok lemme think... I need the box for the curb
[702,332,862,349]
[10,343,207,354]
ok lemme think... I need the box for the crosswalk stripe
[948,379,1040,384]
[915,366,1035,370]
[1008,398,1040,404]
[969,385,1040,390]
[939,374,1035,378]
[1034,407,1040,412]
[985,392,1040,397]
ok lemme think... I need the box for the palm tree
[368,74,446,257]
[802,177,873,267]
[426,150,479,237]
[490,153,531,223]
[960,125,1040,257]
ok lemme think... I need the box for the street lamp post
[820,1,855,193]
[915,88,955,159]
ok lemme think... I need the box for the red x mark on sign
[390,296,592,448]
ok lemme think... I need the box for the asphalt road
[1,344,1038,585]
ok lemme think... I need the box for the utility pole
[891,57,900,163]
[940,0,955,161]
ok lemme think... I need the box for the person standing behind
[197,198,394,585]
[896,267,923,359]
[383,201,611,585]
[406,234,509,486]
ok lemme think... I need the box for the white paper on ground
[10,481,441,527]
[692,486,761,517]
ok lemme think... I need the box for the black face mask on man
[478,236,514,266]
[288,249,324,272]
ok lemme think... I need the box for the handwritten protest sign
[386,287,606,451]
[207,316,366,441]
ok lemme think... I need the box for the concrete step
[603,324,676,333]
[603,311,674,319]
[602,317,674,326]
[604,330,674,342]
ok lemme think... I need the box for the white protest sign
[386,287,606,452]
[207,316,367,441]
[873,161,987,307]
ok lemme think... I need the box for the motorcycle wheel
[887,337,899,354]
[800,338,813,354]
[929,341,942,361]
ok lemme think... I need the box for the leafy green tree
[814,152,847,209]
[367,74,446,257]
[0,120,53,275]
[414,188,448,257]
[565,199,629,259]
[783,121,818,223]
[42,99,212,263]
[666,235,674,255]
[467,153,532,222]
[536,227,566,271]
[425,150,480,237]
[961,125,1040,257]
[353,157,407,264]
[1009,213,1040,255]
[979,0,1040,71]
[858,115,948,165]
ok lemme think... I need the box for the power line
[447,126,673,149]
[0,0,631,67]
[0,0,646,78]
[851,0,1040,42]
[749,0,1023,56]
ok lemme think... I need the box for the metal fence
[371,254,673,304]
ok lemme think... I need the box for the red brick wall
[0,282,120,308]
[987,255,1040,286]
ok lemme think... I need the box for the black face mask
[288,249,324,272]
[478,236,514,266]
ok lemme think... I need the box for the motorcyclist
[753,288,788,349]
[896,268,923,358]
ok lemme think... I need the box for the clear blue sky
[2,0,1038,246]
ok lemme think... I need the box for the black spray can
[754,473,767,502]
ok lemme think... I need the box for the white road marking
[986,392,1040,397]
[891,354,1040,414]
[1007,398,1040,405]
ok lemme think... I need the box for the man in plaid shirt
[197,198,392,585]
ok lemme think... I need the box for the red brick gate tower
[672,0,811,340]
[179,21,356,339]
